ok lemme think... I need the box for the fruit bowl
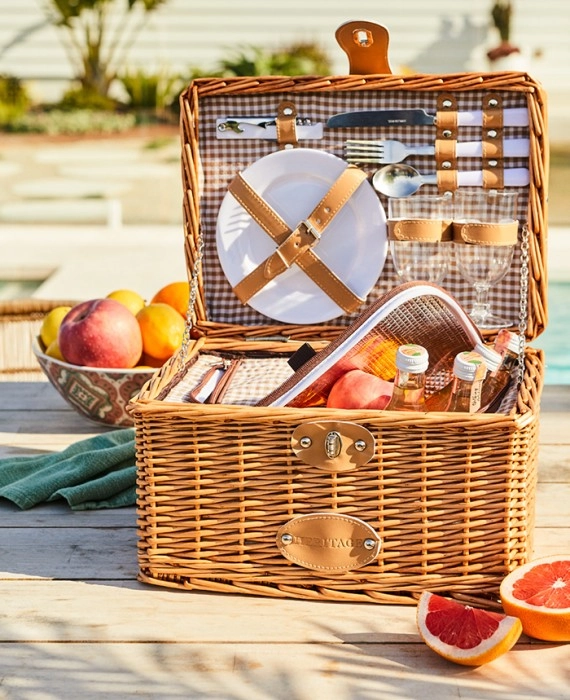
[32,337,156,427]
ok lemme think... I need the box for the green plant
[56,85,118,111]
[4,109,136,135]
[216,40,332,77]
[119,68,182,113]
[491,1,513,42]
[41,0,169,99]
[0,74,31,126]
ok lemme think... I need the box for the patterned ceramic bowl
[32,337,156,427]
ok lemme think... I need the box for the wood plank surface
[0,381,568,699]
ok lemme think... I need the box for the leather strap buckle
[299,219,321,242]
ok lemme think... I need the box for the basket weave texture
[132,70,548,604]
[0,299,76,380]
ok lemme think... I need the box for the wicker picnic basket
[131,22,548,605]
[0,298,76,381]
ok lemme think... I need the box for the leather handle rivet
[281,533,293,545]
[364,539,376,550]
[442,99,453,108]
[487,129,498,138]
[325,431,342,459]
[487,98,499,107]
[442,129,453,138]
[283,106,293,116]
[354,440,367,452]
[442,160,452,169]
[489,159,498,167]
[299,436,312,448]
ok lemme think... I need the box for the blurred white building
[1,1,568,139]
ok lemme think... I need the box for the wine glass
[453,190,518,329]
[388,194,452,284]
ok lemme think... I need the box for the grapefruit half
[500,555,570,642]
[416,591,522,666]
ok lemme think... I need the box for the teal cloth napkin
[0,429,136,511]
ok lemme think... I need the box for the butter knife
[327,108,529,128]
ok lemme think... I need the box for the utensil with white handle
[372,163,530,197]
[345,138,530,164]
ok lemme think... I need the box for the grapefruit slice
[500,555,570,642]
[416,591,522,666]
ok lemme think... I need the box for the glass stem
[471,283,491,320]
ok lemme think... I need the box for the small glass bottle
[446,351,487,412]
[386,344,429,411]
[479,330,522,412]
[425,340,500,411]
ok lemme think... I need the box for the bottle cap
[495,329,522,356]
[453,351,487,381]
[395,344,429,373]
[473,341,501,372]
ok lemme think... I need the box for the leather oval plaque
[276,512,382,572]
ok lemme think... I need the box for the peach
[59,298,143,369]
[326,369,393,410]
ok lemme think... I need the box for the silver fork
[345,139,435,164]
[345,138,530,164]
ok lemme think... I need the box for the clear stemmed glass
[454,243,515,328]
[388,194,452,284]
[453,190,518,329]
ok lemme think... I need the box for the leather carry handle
[335,21,392,75]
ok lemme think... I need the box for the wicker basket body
[0,299,76,381]
[131,70,548,604]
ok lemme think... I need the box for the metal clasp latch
[292,421,375,473]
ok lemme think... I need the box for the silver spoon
[371,163,530,197]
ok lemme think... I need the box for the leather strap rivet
[488,129,498,138]
[442,129,453,138]
[324,206,331,214]
[299,436,312,448]
[489,159,498,167]
[363,538,376,550]
[354,440,367,452]
[487,98,499,107]
[284,143,294,150]
[281,533,293,545]
[283,106,293,116]
[442,160,452,169]
[442,99,453,108]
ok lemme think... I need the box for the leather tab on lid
[277,512,382,572]
[276,101,299,150]
[292,421,375,472]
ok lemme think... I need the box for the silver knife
[327,108,529,128]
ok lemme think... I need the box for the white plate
[216,148,387,324]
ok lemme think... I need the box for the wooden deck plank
[0,381,568,699]
[0,641,567,700]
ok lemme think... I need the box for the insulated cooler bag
[130,21,548,605]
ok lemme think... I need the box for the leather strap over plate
[228,166,368,312]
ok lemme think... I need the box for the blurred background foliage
[0,0,333,135]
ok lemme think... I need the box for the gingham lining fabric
[198,89,530,328]
[163,353,293,405]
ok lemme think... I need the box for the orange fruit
[106,289,146,316]
[416,591,522,666]
[136,303,185,361]
[500,555,570,642]
[151,281,189,317]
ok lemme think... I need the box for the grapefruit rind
[500,555,570,642]
[416,592,523,666]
